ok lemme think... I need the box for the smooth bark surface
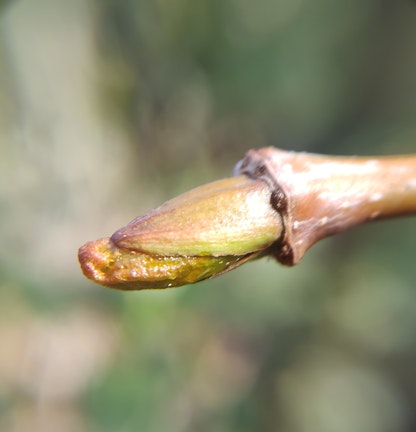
[236,147,416,265]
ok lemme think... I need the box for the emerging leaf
[78,238,259,290]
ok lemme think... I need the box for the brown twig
[236,147,416,265]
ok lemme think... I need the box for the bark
[235,147,416,265]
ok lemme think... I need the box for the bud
[78,175,283,290]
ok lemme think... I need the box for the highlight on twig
[78,147,416,290]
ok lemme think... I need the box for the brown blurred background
[0,0,416,431]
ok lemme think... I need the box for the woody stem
[235,147,416,265]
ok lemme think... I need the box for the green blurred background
[1,0,416,431]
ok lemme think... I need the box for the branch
[78,147,416,290]
[236,147,416,265]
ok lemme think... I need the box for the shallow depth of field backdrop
[1,1,416,431]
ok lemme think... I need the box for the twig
[236,147,416,265]
[78,147,416,290]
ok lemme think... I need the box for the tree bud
[78,175,283,290]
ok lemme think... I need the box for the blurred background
[1,0,416,430]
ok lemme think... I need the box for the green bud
[78,175,283,290]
